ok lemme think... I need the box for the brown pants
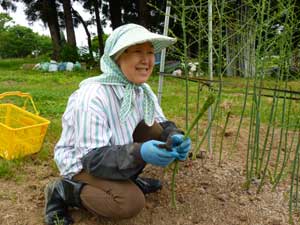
[73,171,145,219]
[72,121,163,219]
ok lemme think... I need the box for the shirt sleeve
[55,84,146,179]
[76,101,147,180]
[54,88,112,178]
[81,143,146,180]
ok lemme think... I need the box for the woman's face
[116,42,155,84]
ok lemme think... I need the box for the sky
[0,2,112,47]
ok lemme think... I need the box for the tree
[61,0,76,47]
[0,25,38,58]
[101,0,122,29]
[0,0,17,11]
[72,8,93,59]
[0,12,13,31]
[80,0,105,55]
[93,0,104,55]
[101,0,167,31]
[22,0,62,60]
[137,0,150,27]
[34,34,52,56]
[41,0,62,60]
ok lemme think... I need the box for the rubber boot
[44,179,84,225]
[133,177,162,194]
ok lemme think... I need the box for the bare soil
[0,123,299,225]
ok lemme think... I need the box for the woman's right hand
[140,140,179,167]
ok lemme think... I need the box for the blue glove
[169,134,186,147]
[140,140,179,167]
[172,136,191,160]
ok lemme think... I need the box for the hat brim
[109,29,176,58]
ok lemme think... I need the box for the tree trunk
[138,0,149,27]
[108,0,122,29]
[226,25,233,77]
[239,2,246,77]
[42,0,61,60]
[62,0,77,47]
[240,3,256,77]
[72,8,94,60]
[93,0,104,56]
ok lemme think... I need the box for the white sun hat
[108,23,177,60]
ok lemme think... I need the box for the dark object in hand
[132,119,182,151]
[132,120,163,143]
[158,138,173,151]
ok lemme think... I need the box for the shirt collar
[111,85,142,100]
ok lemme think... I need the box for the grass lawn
[0,58,300,225]
[0,58,299,179]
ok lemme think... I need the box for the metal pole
[157,1,171,105]
[208,0,213,155]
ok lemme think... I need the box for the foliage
[0,25,36,58]
[59,43,79,62]
[34,34,53,56]
[78,46,99,69]
[91,34,108,54]
[75,34,109,69]
[0,12,13,32]
[0,24,52,58]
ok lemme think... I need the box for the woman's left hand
[171,135,191,160]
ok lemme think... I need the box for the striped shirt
[54,82,166,178]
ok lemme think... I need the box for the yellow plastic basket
[0,91,50,160]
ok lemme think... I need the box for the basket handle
[0,91,40,115]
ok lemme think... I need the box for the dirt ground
[0,125,299,225]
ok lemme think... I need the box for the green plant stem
[218,111,231,166]
[193,90,220,160]
[257,88,279,175]
[231,78,250,155]
[171,159,179,208]
[273,117,299,190]
[289,136,300,224]
[195,82,202,147]
[247,96,256,184]
[273,83,288,178]
[171,94,216,208]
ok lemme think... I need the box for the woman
[45,23,191,225]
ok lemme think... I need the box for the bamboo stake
[181,0,189,131]
[195,0,203,148]
[158,1,172,104]
[207,0,213,156]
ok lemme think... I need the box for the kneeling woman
[44,23,191,225]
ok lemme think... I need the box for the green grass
[0,57,48,70]
[149,75,300,129]
[0,58,299,179]
[0,159,23,180]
